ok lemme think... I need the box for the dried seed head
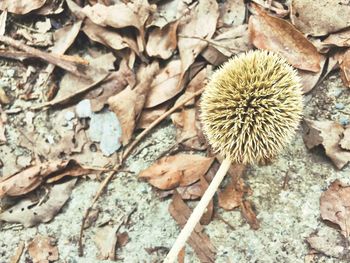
[200,50,303,164]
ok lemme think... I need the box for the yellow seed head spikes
[200,50,303,164]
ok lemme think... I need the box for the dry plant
[164,50,303,262]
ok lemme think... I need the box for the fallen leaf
[338,49,350,88]
[323,29,350,47]
[0,160,91,197]
[35,0,64,15]
[248,3,321,72]
[136,103,169,129]
[199,176,213,225]
[290,0,350,36]
[240,200,260,230]
[218,164,246,210]
[94,225,118,260]
[0,0,46,14]
[0,179,76,227]
[303,119,350,169]
[177,0,219,73]
[28,236,59,263]
[117,232,129,248]
[149,0,182,28]
[139,154,214,190]
[307,228,346,259]
[171,108,206,150]
[83,18,139,55]
[0,10,7,36]
[169,192,216,262]
[146,20,179,59]
[218,0,245,28]
[145,59,182,108]
[320,180,350,237]
[340,126,350,150]
[201,24,250,66]
[108,61,159,145]
[298,56,326,94]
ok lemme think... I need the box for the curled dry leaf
[146,20,179,59]
[290,0,350,36]
[320,180,350,238]
[28,236,59,263]
[248,4,321,72]
[136,103,169,129]
[35,0,64,15]
[139,154,214,190]
[145,59,182,108]
[0,159,91,197]
[108,61,159,145]
[169,192,216,262]
[177,0,219,74]
[0,0,46,14]
[0,179,76,227]
[303,119,350,169]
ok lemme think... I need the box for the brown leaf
[0,160,90,197]
[201,24,250,66]
[340,126,350,151]
[145,59,182,108]
[199,176,213,225]
[169,192,216,262]
[34,0,64,15]
[146,20,179,59]
[240,200,260,230]
[303,119,350,169]
[290,0,350,37]
[218,0,245,28]
[171,108,206,150]
[108,61,159,145]
[83,18,139,55]
[0,0,46,14]
[218,164,246,210]
[320,180,350,237]
[248,4,321,72]
[139,154,214,190]
[28,236,59,263]
[338,49,350,88]
[117,232,129,248]
[0,179,76,227]
[137,103,169,129]
[94,225,118,260]
[306,229,346,259]
[177,0,219,73]
[323,29,350,48]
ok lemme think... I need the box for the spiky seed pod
[200,50,303,165]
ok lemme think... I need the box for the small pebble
[6,69,15,78]
[340,116,349,126]
[332,88,343,98]
[335,103,345,110]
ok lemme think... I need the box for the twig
[0,35,89,79]
[78,88,204,256]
